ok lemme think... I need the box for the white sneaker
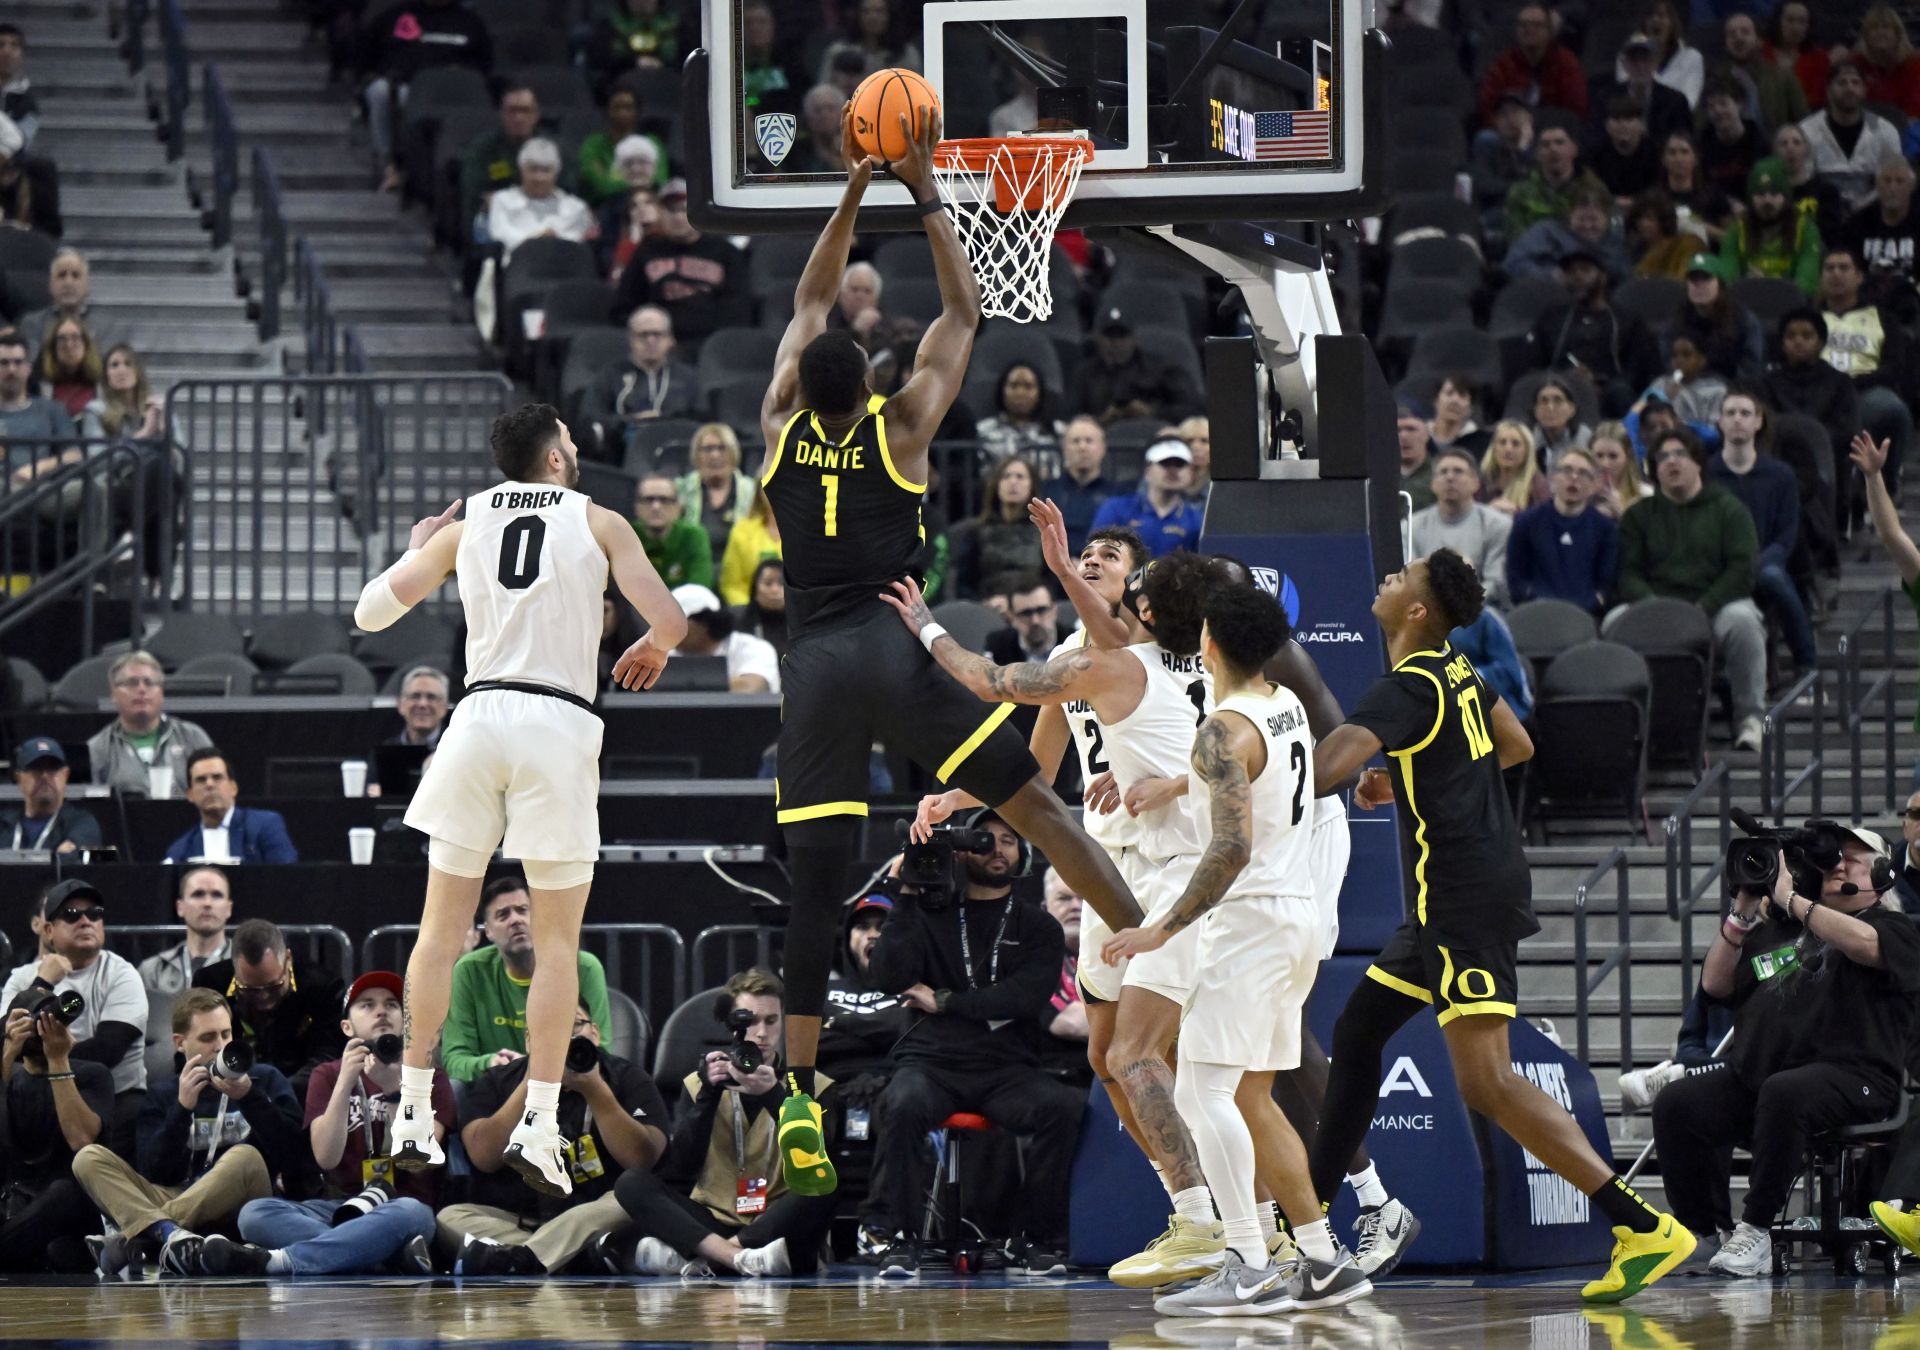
[1618,1060,1687,1111]
[1708,1222,1771,1278]
[733,1237,791,1278]
[1353,1199,1421,1278]
[632,1237,686,1277]
[1735,717,1764,752]
[387,1100,444,1169]
[1153,1250,1294,1317]
[503,1111,572,1197]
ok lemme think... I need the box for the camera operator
[440,995,667,1275]
[0,989,114,1271]
[610,969,837,1277]
[1652,821,1920,1277]
[73,988,306,1278]
[858,810,1083,1276]
[192,973,449,1277]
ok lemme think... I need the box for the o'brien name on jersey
[491,490,567,510]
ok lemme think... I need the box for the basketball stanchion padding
[932,135,1091,325]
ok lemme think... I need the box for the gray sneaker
[1707,1222,1771,1278]
[1288,1247,1373,1310]
[1153,1249,1294,1318]
[1353,1200,1420,1278]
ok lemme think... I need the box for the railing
[1759,667,1824,825]
[121,0,148,73]
[155,0,190,161]
[1571,846,1633,1069]
[295,237,338,377]
[693,924,776,991]
[202,63,238,250]
[251,147,287,342]
[107,924,353,981]
[1838,588,1900,825]
[1665,759,1730,1002]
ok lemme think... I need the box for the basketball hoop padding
[932,136,1091,324]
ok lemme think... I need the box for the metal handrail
[156,0,189,161]
[1838,588,1899,825]
[294,237,338,378]
[1759,667,1824,825]
[1664,758,1729,1001]
[108,924,353,980]
[1572,846,1633,1068]
[251,147,286,341]
[203,63,238,250]
[692,924,775,990]
[121,0,148,73]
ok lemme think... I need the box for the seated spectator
[1674,252,1765,380]
[1626,392,1718,462]
[1772,121,1848,242]
[1528,244,1663,415]
[791,83,849,174]
[816,0,921,84]
[585,0,685,87]
[37,316,102,422]
[1656,130,1733,240]
[1709,388,1817,674]
[1837,156,1920,325]
[138,865,233,997]
[1411,448,1513,609]
[192,919,346,1099]
[1846,5,1920,122]
[578,80,663,208]
[1763,307,1859,513]
[1589,32,1693,146]
[1398,402,1436,511]
[670,583,780,692]
[162,748,297,866]
[1451,603,1534,721]
[987,574,1068,665]
[600,168,658,281]
[1590,420,1654,517]
[610,969,836,1278]
[1506,185,1629,284]
[1719,12,1808,135]
[458,82,550,239]
[828,261,897,355]
[583,306,701,452]
[734,558,787,660]
[1,735,101,853]
[0,24,38,150]
[1720,158,1824,295]
[0,114,58,236]
[1175,415,1211,498]
[442,876,614,1085]
[1797,65,1904,211]
[1480,420,1551,514]
[1088,440,1203,559]
[486,139,596,265]
[1531,375,1594,464]
[1470,92,1535,235]
[18,248,125,356]
[1628,190,1703,278]
[1587,96,1661,201]
[1624,2,1705,107]
[819,891,911,1083]
[630,473,713,589]
[1819,246,1911,503]
[739,0,804,116]
[1504,119,1610,240]
[358,0,492,194]
[1476,4,1588,127]
[1697,80,1769,198]
[1764,3,1831,111]
[1429,375,1487,457]
[89,344,166,444]
[676,422,756,565]
[0,985,113,1272]
[609,177,747,346]
[717,489,783,607]
[1040,415,1114,556]
[0,330,74,463]
[1609,425,1766,748]
[976,361,1065,477]
[1068,307,1199,427]
[1507,446,1618,611]
[1896,788,1920,908]
[74,988,301,1278]
[1641,331,1730,424]
[947,457,1045,601]
[85,651,212,798]
[1,880,147,1155]
[1040,868,1089,1052]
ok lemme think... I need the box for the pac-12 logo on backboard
[1248,567,1300,629]
[755,113,796,167]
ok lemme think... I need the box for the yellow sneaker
[1108,1214,1226,1289]
[1872,1201,1920,1257]
[777,1081,837,1197]
[1581,1214,1697,1304]
[1268,1230,1298,1267]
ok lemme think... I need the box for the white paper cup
[147,765,174,799]
[348,827,376,865]
[341,760,369,797]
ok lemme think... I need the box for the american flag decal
[1252,109,1332,160]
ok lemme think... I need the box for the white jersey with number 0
[1054,629,1141,851]
[1100,641,1211,862]
[456,482,607,702]
[1193,682,1317,902]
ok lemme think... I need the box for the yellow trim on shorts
[1435,1000,1517,1027]
[762,408,808,487]
[775,801,871,824]
[936,702,1017,783]
[1365,964,1434,1005]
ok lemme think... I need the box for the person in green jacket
[1503,122,1610,242]
[632,472,715,589]
[1608,425,1768,750]
[576,82,668,207]
[1719,158,1824,295]
[443,877,615,1083]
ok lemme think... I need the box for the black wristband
[915,195,945,217]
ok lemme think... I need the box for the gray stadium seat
[248,610,352,670]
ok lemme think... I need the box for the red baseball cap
[344,970,404,1012]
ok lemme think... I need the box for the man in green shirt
[1503,121,1609,242]
[632,473,715,590]
[443,876,614,1083]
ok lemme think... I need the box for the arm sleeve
[440,958,495,1083]
[581,956,613,1045]
[72,959,146,1065]
[68,1021,139,1067]
[1346,669,1442,754]
[73,1063,116,1146]
[1699,498,1758,614]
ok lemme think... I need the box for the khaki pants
[72,1143,271,1237]
[436,1193,630,1271]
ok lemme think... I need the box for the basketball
[849,67,940,162]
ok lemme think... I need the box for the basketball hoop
[932,134,1091,325]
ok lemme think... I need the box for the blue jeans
[1753,559,1818,668]
[237,1196,435,1276]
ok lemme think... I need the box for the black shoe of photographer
[1010,1239,1068,1278]
[459,1236,546,1277]
[157,1230,206,1278]
[388,1234,434,1276]
[199,1234,273,1277]
[582,1230,635,1276]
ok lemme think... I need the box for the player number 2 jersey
[455,482,607,703]
[1193,684,1317,903]
[1100,642,1211,862]
[1054,629,1141,850]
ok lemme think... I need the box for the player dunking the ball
[354,407,687,1195]
[1306,549,1694,1302]
[758,103,1144,1194]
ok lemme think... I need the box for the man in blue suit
[162,748,298,865]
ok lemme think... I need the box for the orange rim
[934,136,1091,213]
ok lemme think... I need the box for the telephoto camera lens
[330,1179,394,1226]
[565,1036,599,1074]
[21,988,85,1026]
[726,1006,762,1073]
[371,1033,404,1065]
[210,1039,255,1081]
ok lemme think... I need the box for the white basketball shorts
[1120,851,1204,1004]
[1076,844,1155,1003]
[1307,799,1351,962]
[1179,893,1322,1071]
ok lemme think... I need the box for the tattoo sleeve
[930,635,1094,705]
[1161,718,1252,935]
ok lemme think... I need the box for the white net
[932,136,1091,325]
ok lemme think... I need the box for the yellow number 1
[1458,686,1493,760]
[823,473,839,537]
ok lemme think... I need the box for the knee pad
[523,858,594,890]
[428,836,493,879]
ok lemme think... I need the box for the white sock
[399,1064,434,1105]
[1222,1217,1265,1267]
[1347,1163,1388,1210]
[1151,1162,1178,1203]
[525,1078,561,1120]
[1293,1218,1336,1264]
[1257,1203,1278,1240]
[265,1250,292,1274]
[1172,1186,1215,1223]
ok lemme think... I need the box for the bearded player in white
[352,404,686,1195]
[1106,582,1372,1316]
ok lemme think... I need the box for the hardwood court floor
[0,1269,1915,1348]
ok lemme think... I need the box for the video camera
[1726,808,1847,915]
[894,822,997,909]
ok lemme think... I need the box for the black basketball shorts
[1365,919,1519,1028]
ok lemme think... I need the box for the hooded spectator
[1720,157,1825,294]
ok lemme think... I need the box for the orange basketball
[849,67,941,162]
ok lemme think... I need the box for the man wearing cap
[1654,820,1920,1277]
[1504,118,1610,241]
[1797,64,1904,212]
[1528,240,1662,415]
[85,650,214,799]
[139,866,234,998]
[669,582,780,693]
[820,887,910,1083]
[1068,308,1201,428]
[1409,448,1513,609]
[0,982,115,1272]
[627,471,713,589]
[1,736,101,854]
[0,880,147,1157]
[1475,4,1587,128]
[192,919,347,1101]
[1585,34,1690,146]
[1720,158,1825,295]
[609,176,747,346]
[1397,402,1436,511]
[1087,440,1204,561]
[1837,157,1920,325]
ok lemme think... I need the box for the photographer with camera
[0,988,114,1270]
[192,919,347,1101]
[857,810,1082,1276]
[438,994,667,1275]
[190,973,448,1277]
[609,969,837,1277]
[1652,818,1920,1277]
[72,987,305,1277]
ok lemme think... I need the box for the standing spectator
[458,83,547,236]
[0,986,113,1272]
[947,457,1045,601]
[0,735,101,853]
[1697,81,1769,197]
[1506,446,1619,612]
[1410,448,1513,608]
[1709,389,1817,674]
[0,114,58,236]
[577,81,663,208]
[631,473,713,589]
[1068,307,1200,426]
[986,575,1068,665]
[1656,131,1733,240]
[1622,1,1705,107]
[608,178,747,345]
[582,305,700,450]
[191,920,347,1100]
[1503,121,1610,240]
[1470,92,1536,235]
[161,748,298,865]
[1040,415,1113,556]
[717,490,783,608]
[586,0,685,87]
[1088,440,1204,559]
[84,651,212,798]
[1528,245,1663,413]
[90,344,166,444]
[1480,420,1552,513]
[1629,190,1706,278]
[976,362,1065,475]
[669,583,781,693]
[1720,13,1808,135]
[1590,420,1655,517]
[357,0,492,194]
[1398,402,1436,510]
[1476,4,1588,127]
[1672,253,1765,379]
[1506,186,1630,283]
[734,558,788,661]
[1847,6,1920,122]
[17,248,125,357]
[1641,332,1730,425]
[1428,376,1486,455]
[1588,97,1662,200]
[0,330,74,464]
[486,139,596,265]
[138,866,233,998]
[1589,34,1693,145]
[0,24,38,149]
[675,422,756,566]
[1531,375,1596,463]
[1764,307,1860,504]
[1819,246,1912,501]
[1763,2,1831,112]
[37,316,102,422]
[1837,157,1920,324]
[1611,425,1766,749]
[1772,121,1848,242]
[1797,64,1905,211]
[1720,158,1825,294]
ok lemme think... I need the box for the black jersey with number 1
[1345,642,1537,948]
